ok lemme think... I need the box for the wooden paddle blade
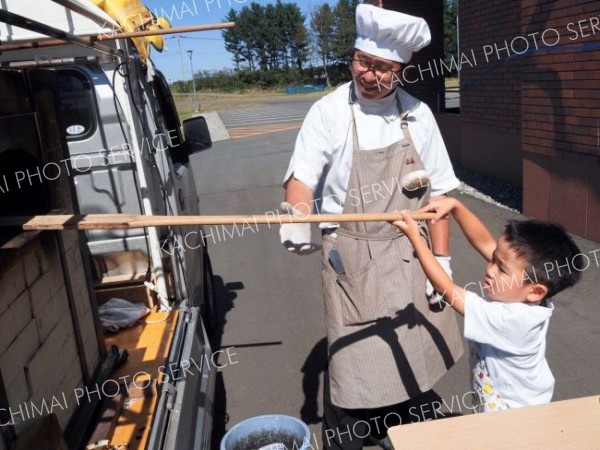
[1,212,437,231]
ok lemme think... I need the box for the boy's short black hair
[503,219,583,298]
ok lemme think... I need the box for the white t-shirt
[283,82,459,226]
[464,290,555,412]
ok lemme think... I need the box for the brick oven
[0,69,104,448]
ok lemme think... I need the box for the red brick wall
[522,1,600,240]
[521,1,600,158]
[458,0,600,240]
[519,1,600,240]
[384,0,446,112]
[459,0,523,131]
[460,0,600,148]
[457,0,523,185]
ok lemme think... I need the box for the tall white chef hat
[354,4,431,63]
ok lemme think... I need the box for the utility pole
[187,49,198,109]
[176,36,186,84]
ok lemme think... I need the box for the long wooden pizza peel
[1,212,436,231]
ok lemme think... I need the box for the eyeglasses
[349,57,399,78]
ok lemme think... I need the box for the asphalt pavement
[218,101,316,127]
[217,98,318,140]
[190,101,600,449]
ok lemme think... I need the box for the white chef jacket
[283,82,459,227]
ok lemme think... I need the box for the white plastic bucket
[220,414,311,450]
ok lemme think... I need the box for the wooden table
[387,395,600,449]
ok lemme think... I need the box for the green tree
[222,1,309,74]
[332,0,360,63]
[265,3,282,69]
[292,25,309,72]
[310,3,336,87]
[246,3,269,70]
[444,0,458,72]
[222,10,244,70]
[237,6,258,70]
[284,3,309,71]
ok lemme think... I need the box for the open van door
[0,2,218,448]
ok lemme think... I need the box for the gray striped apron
[321,90,464,409]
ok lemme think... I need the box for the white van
[0,1,217,448]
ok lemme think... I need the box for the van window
[57,71,96,140]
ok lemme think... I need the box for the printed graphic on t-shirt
[470,344,510,412]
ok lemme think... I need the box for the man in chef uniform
[280,4,464,449]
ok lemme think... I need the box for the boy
[392,196,583,412]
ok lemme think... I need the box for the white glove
[279,202,321,254]
[426,255,452,305]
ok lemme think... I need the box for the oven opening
[0,114,51,247]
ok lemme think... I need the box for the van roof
[0,0,118,43]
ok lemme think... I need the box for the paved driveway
[191,109,600,449]
[217,98,317,139]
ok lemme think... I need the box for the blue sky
[144,0,332,81]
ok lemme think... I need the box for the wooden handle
[1,212,436,231]
[95,22,236,41]
[0,22,236,52]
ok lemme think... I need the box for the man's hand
[421,197,456,303]
[392,209,454,303]
[426,256,452,303]
[279,202,321,254]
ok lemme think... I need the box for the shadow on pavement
[210,274,244,449]
[300,338,328,425]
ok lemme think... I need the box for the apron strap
[348,82,408,253]
[349,84,369,238]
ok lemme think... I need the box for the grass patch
[174,89,329,114]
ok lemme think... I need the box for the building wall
[459,0,600,240]
[384,0,446,112]
[435,112,461,163]
[520,0,600,241]
[459,0,523,185]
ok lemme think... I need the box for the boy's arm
[450,200,496,262]
[423,197,496,262]
[393,211,466,315]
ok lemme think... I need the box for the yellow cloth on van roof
[91,0,170,63]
